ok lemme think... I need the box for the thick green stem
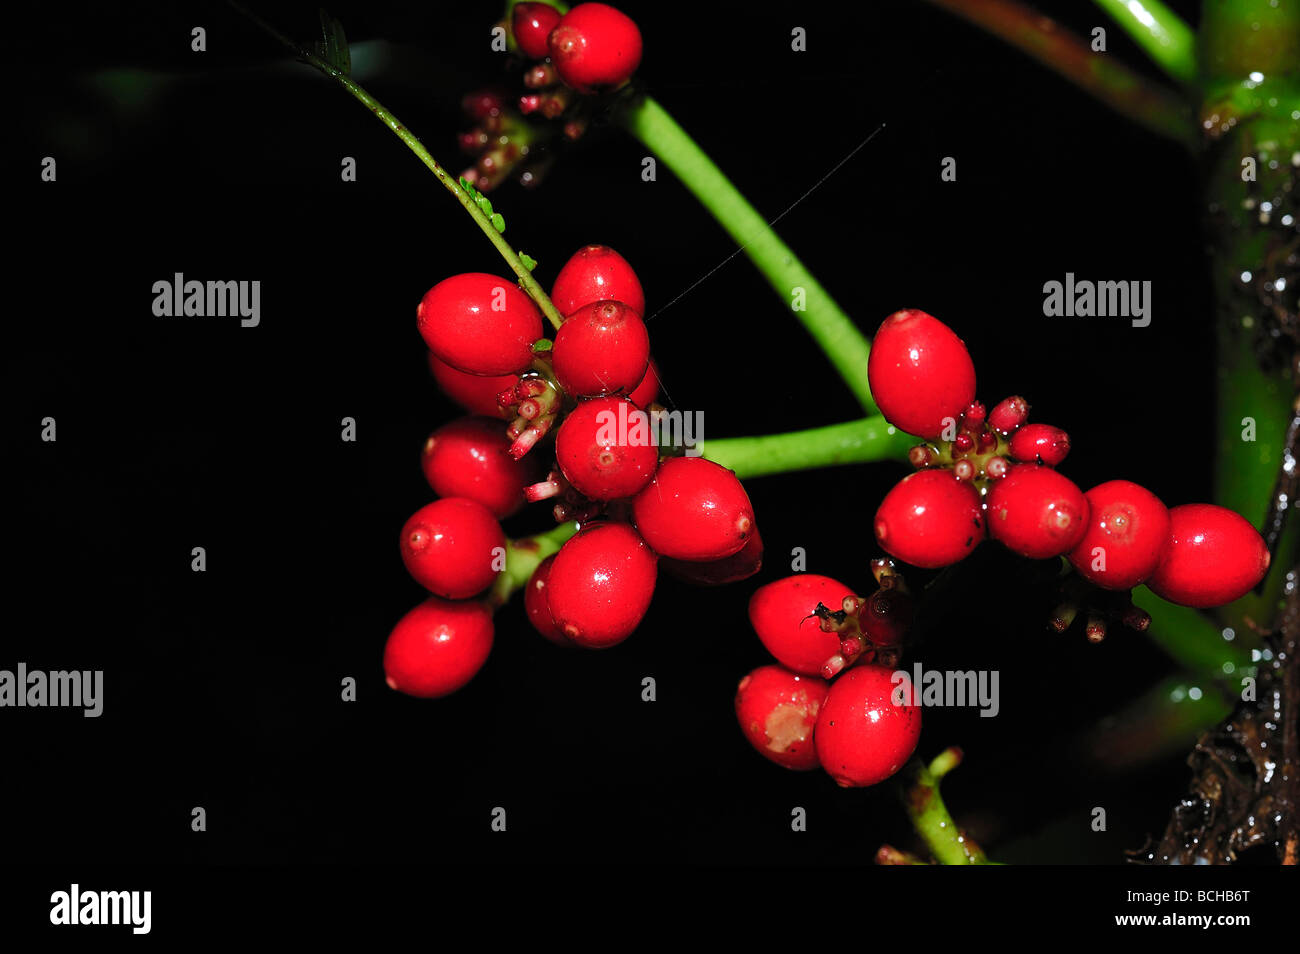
[617,96,878,414]
[921,0,1195,145]
[228,1,565,330]
[897,751,992,864]
[702,416,912,480]
[1091,0,1198,83]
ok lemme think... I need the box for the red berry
[874,470,984,568]
[512,2,562,59]
[548,3,642,93]
[417,273,543,375]
[421,417,539,518]
[554,395,659,500]
[662,524,763,586]
[1146,503,1270,608]
[632,457,755,561]
[1008,423,1071,467]
[551,244,646,318]
[400,498,505,599]
[987,465,1089,559]
[552,300,650,397]
[735,665,829,771]
[546,521,658,648]
[628,356,660,409]
[383,597,494,698]
[428,352,515,418]
[1066,480,1170,590]
[859,589,913,647]
[815,664,921,788]
[748,574,855,676]
[523,554,573,646]
[867,309,977,439]
[987,465,1092,561]
[988,396,1030,435]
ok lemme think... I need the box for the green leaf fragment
[519,253,538,271]
[491,213,506,233]
[316,8,351,75]
[532,338,553,352]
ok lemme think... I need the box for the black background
[8,0,1230,869]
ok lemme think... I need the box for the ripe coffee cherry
[523,554,573,646]
[1008,423,1070,467]
[987,465,1089,559]
[874,470,984,568]
[421,417,539,518]
[1147,504,1270,608]
[859,589,913,647]
[867,309,977,439]
[548,3,643,93]
[815,664,921,788]
[632,457,755,561]
[551,244,646,318]
[417,273,543,375]
[662,525,764,586]
[546,521,657,648]
[400,498,505,599]
[383,597,494,698]
[628,357,660,409]
[1066,480,1170,590]
[552,300,650,397]
[735,665,829,771]
[748,574,855,676]
[428,353,515,418]
[512,2,561,59]
[554,396,659,500]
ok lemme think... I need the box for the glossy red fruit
[1066,480,1170,590]
[1146,503,1270,608]
[551,244,646,318]
[552,300,650,397]
[399,498,505,599]
[748,574,855,676]
[874,470,984,568]
[859,589,913,647]
[417,273,543,375]
[628,357,660,409]
[523,554,573,646]
[735,665,829,771]
[383,597,494,698]
[632,457,755,561]
[662,524,763,586]
[421,417,539,518]
[987,465,1089,559]
[554,395,659,500]
[815,664,921,788]
[546,521,657,648]
[428,353,515,418]
[988,396,1030,435]
[867,309,977,439]
[512,2,562,59]
[1008,423,1071,467]
[548,3,643,93]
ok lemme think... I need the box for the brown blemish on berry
[763,704,812,754]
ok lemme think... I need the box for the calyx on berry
[400,497,505,599]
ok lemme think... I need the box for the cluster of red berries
[460,3,642,191]
[736,562,921,787]
[385,244,761,697]
[867,309,1270,611]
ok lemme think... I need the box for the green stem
[1091,0,1198,84]
[921,0,1196,145]
[897,751,992,864]
[616,96,878,414]
[492,521,580,608]
[702,416,912,480]
[228,1,566,330]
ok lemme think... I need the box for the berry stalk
[616,95,879,414]
[894,749,994,865]
[489,520,580,609]
[228,1,567,330]
[1090,0,1197,84]
[702,416,913,480]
